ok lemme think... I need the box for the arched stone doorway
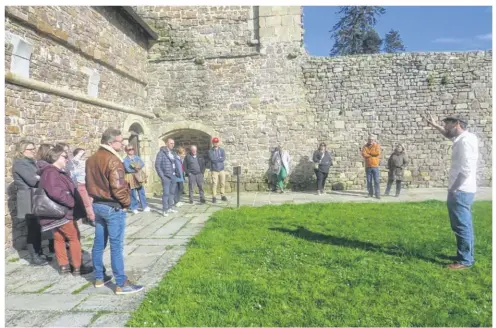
[128,122,145,156]
[158,121,217,159]
[162,129,212,159]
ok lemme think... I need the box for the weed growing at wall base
[129,201,491,326]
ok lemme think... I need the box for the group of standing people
[268,139,408,198]
[13,141,94,274]
[155,136,228,216]
[13,130,144,294]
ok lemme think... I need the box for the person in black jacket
[184,145,206,204]
[12,140,48,266]
[312,143,333,195]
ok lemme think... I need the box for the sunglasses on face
[24,148,36,151]
[127,148,135,151]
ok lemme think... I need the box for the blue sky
[303,6,493,56]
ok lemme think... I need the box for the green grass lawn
[128,201,492,327]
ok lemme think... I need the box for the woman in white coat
[271,145,291,193]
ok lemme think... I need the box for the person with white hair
[184,145,206,204]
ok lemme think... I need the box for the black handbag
[31,188,69,218]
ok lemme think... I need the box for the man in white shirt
[426,115,478,270]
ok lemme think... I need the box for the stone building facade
[4,6,492,248]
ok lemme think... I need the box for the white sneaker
[168,208,178,213]
[132,209,139,214]
[162,211,168,217]
[175,202,184,207]
[143,207,151,212]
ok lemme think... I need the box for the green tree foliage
[362,30,383,54]
[383,29,406,53]
[330,6,386,56]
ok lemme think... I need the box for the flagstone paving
[4,187,491,327]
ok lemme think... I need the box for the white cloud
[476,33,492,41]
[433,38,464,43]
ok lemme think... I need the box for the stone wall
[135,6,257,60]
[141,6,492,193]
[142,6,310,193]
[303,52,493,189]
[4,6,153,249]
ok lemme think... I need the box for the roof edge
[119,6,158,41]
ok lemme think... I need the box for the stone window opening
[88,71,100,98]
[7,32,33,79]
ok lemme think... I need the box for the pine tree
[362,30,383,54]
[330,6,386,56]
[383,29,406,53]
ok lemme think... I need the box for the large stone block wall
[4,6,153,248]
[143,6,311,192]
[6,6,149,81]
[135,6,257,60]
[304,52,493,189]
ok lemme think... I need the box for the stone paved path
[4,188,491,327]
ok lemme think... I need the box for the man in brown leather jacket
[86,128,143,295]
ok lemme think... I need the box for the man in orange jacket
[361,136,381,199]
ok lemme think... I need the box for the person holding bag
[13,140,48,266]
[123,145,150,214]
[38,145,93,275]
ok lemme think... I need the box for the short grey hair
[190,145,197,150]
[101,128,121,144]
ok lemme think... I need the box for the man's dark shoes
[375,195,381,199]
[189,199,194,204]
[212,197,217,203]
[447,263,471,270]
[221,196,228,201]
[200,198,206,204]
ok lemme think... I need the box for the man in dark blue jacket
[155,138,178,216]
[208,137,227,203]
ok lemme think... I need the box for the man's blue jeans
[92,203,127,287]
[130,187,148,210]
[161,176,177,211]
[447,191,475,266]
[366,167,380,196]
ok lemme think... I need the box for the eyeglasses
[127,148,135,151]
[24,148,36,151]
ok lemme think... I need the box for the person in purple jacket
[39,145,93,276]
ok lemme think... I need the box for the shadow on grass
[270,226,446,265]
